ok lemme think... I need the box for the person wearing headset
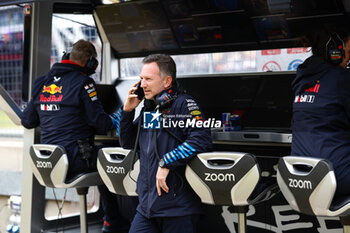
[291,28,350,196]
[21,39,132,233]
[119,54,212,233]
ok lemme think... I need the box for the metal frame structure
[0,1,111,231]
[10,1,97,232]
[22,1,54,232]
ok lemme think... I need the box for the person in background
[291,28,350,196]
[21,39,133,233]
[119,54,212,233]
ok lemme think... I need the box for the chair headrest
[29,144,68,188]
[277,156,336,215]
[185,152,260,206]
[97,147,139,196]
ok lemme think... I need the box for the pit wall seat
[29,144,102,233]
[277,156,350,233]
[185,152,279,233]
[97,147,139,196]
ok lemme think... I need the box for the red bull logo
[305,83,320,93]
[42,84,62,94]
[40,94,63,102]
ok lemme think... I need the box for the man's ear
[164,75,172,89]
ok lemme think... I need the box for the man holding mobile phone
[133,81,145,100]
[119,54,212,233]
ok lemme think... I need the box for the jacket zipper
[146,131,153,218]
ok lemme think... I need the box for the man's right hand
[123,81,142,112]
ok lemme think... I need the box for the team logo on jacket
[186,99,199,111]
[41,84,63,102]
[143,110,161,129]
[40,104,60,111]
[190,110,201,115]
[84,83,98,101]
[305,83,320,93]
[294,82,319,104]
[84,83,94,90]
[53,76,61,82]
[294,95,315,103]
[42,84,62,94]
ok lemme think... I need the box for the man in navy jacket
[291,29,350,196]
[119,54,212,233]
[21,39,130,233]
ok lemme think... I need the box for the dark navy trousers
[98,184,138,223]
[129,212,199,233]
[335,170,350,197]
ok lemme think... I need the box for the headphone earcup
[155,89,177,108]
[326,33,345,65]
[61,52,70,61]
[328,48,344,65]
[85,56,99,71]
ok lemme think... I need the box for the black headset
[155,88,178,108]
[86,56,99,71]
[143,88,178,110]
[326,32,345,65]
[61,42,99,72]
[61,52,99,71]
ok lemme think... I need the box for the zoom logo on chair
[97,147,139,196]
[186,151,260,206]
[204,173,235,182]
[288,178,312,189]
[106,166,125,174]
[36,160,53,169]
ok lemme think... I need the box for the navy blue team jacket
[119,92,212,218]
[291,55,350,194]
[21,62,113,174]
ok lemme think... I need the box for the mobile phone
[133,81,145,100]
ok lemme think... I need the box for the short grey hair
[70,39,97,63]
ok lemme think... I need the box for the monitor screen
[178,74,294,130]
[95,1,178,54]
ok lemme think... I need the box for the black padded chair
[185,152,279,233]
[277,156,350,233]
[97,147,139,196]
[29,144,102,233]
